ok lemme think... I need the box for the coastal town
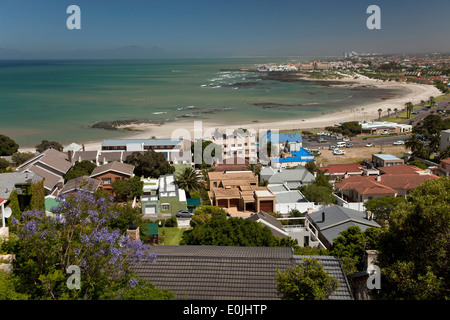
[1,51,449,302]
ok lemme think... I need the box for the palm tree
[429,96,435,107]
[405,134,425,157]
[405,102,414,119]
[420,100,425,107]
[378,108,383,121]
[176,166,203,196]
[394,107,398,115]
[387,108,392,117]
[439,145,450,160]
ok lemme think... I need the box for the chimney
[365,210,373,220]
[321,211,325,222]
[82,144,85,151]
[376,175,381,182]
[126,224,140,241]
[68,150,73,163]
[366,250,378,273]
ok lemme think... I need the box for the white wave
[152,112,167,115]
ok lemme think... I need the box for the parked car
[343,138,350,142]
[381,131,390,135]
[346,143,353,148]
[329,145,337,150]
[176,210,193,218]
[333,149,346,155]
[393,140,405,145]
[366,143,374,147]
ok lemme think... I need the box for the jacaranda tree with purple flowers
[4,188,174,300]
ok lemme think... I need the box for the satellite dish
[3,207,12,218]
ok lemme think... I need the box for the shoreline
[19,75,442,153]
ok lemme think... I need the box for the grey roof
[71,151,98,163]
[132,245,353,300]
[27,166,62,191]
[261,166,315,185]
[0,172,43,199]
[18,148,72,175]
[273,190,309,204]
[59,176,101,194]
[132,245,295,300]
[293,255,353,300]
[308,206,381,245]
[90,161,134,177]
[247,211,288,238]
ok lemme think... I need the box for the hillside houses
[335,163,439,202]
[16,148,73,195]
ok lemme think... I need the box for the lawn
[159,227,188,245]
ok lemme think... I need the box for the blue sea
[0,58,404,147]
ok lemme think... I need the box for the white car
[366,143,374,147]
[343,138,350,142]
[333,149,346,155]
[393,140,405,145]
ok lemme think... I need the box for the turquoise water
[0,58,403,147]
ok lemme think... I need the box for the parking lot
[303,132,410,150]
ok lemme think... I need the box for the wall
[159,196,187,215]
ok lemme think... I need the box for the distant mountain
[0,45,172,60]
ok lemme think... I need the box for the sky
[0,0,449,58]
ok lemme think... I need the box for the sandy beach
[19,75,442,153]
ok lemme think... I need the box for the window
[213,182,218,188]
[161,203,170,211]
[115,177,121,181]
[102,178,111,184]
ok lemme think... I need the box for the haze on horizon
[0,0,449,59]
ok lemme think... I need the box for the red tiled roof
[335,172,439,194]
[335,176,397,195]
[378,164,425,175]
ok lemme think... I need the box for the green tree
[439,145,450,160]
[375,177,450,300]
[111,176,143,201]
[0,271,29,300]
[364,196,406,227]
[0,158,11,173]
[35,140,63,153]
[329,226,382,275]
[0,135,19,156]
[405,134,427,157]
[106,202,146,234]
[30,180,45,211]
[11,152,35,167]
[299,170,335,205]
[125,150,174,178]
[405,102,414,119]
[428,96,435,107]
[190,205,228,227]
[406,159,428,170]
[7,190,21,226]
[181,213,296,247]
[6,190,173,300]
[191,141,222,165]
[276,258,339,300]
[304,161,316,174]
[64,160,97,182]
[175,166,203,196]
